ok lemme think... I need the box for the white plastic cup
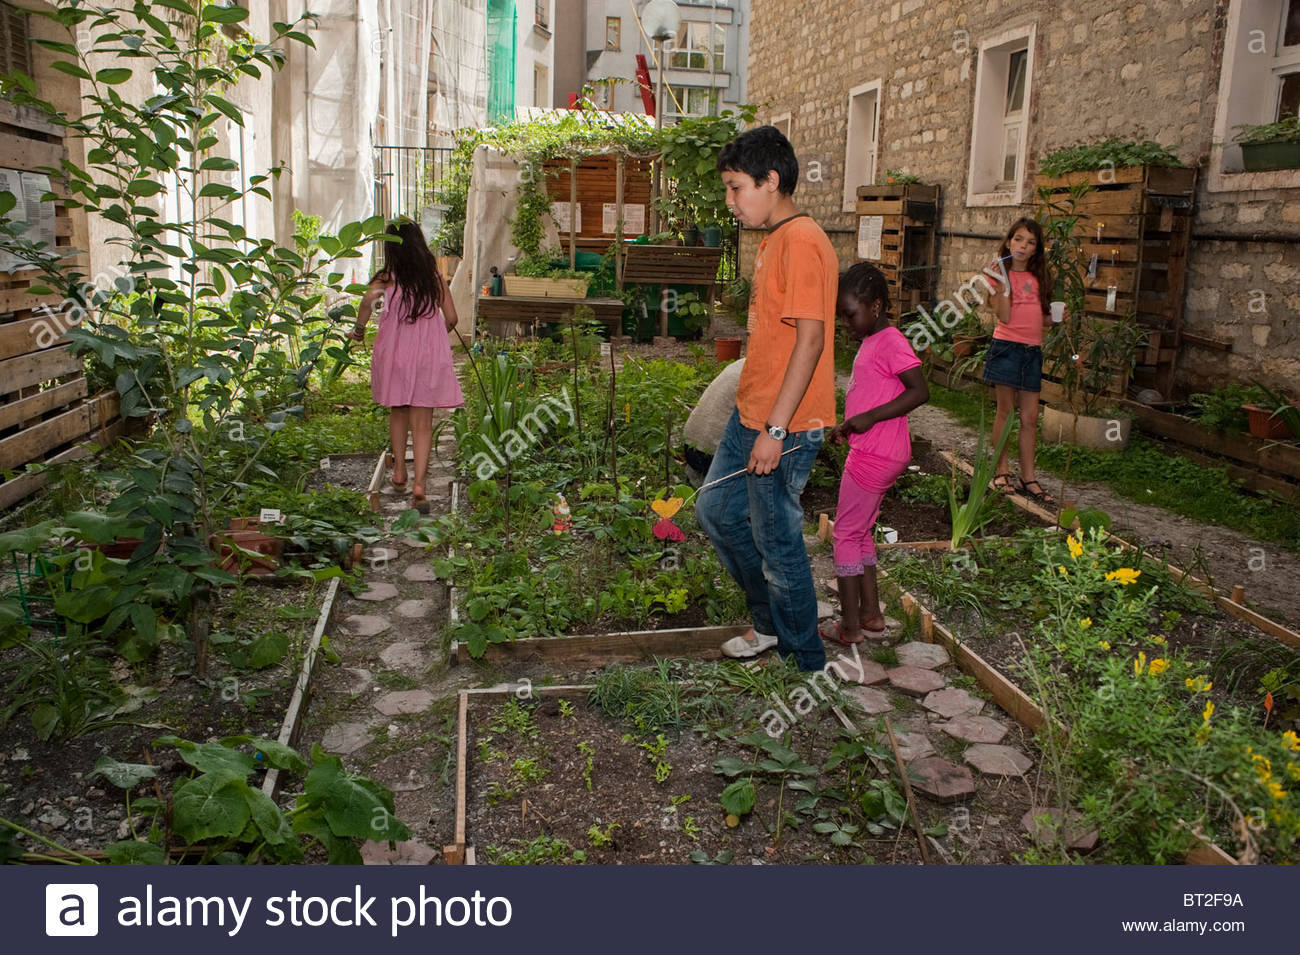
[1050,301,1066,323]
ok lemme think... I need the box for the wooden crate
[0,101,116,511]
[1036,165,1197,399]
[854,183,940,327]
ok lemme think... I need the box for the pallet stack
[1034,165,1197,399]
[854,183,940,326]
[0,101,121,511]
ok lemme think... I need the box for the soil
[909,403,1300,630]
[306,453,381,495]
[0,579,317,856]
[462,687,1040,866]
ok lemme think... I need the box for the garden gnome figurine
[552,493,572,535]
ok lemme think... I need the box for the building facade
[745,0,1298,396]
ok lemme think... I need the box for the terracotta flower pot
[210,520,283,575]
[715,337,742,361]
[1243,403,1297,440]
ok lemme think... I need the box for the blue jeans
[697,408,825,671]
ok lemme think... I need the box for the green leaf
[203,3,249,24]
[172,773,251,843]
[719,779,756,817]
[89,756,158,789]
[227,631,288,669]
[303,745,410,841]
[0,191,16,218]
[204,93,244,125]
[242,786,294,845]
[104,840,165,865]
[0,520,58,555]
[50,61,92,81]
[711,756,753,778]
[158,737,257,778]
[249,738,308,772]
[95,68,133,85]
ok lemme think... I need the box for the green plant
[577,740,595,791]
[510,756,550,786]
[586,822,619,847]
[0,1,386,674]
[485,834,586,865]
[93,737,410,864]
[1254,381,1300,440]
[637,733,673,783]
[875,169,921,184]
[1038,138,1184,177]
[654,105,758,238]
[949,412,1016,548]
[1189,383,1267,432]
[1232,115,1300,145]
[896,472,950,507]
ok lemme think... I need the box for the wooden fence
[0,100,121,511]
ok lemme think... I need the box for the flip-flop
[818,619,864,646]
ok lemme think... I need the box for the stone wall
[739,0,1299,397]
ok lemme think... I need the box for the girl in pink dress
[821,264,929,645]
[349,222,464,510]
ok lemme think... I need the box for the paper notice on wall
[0,169,56,274]
[550,201,582,233]
[857,215,883,260]
[603,202,645,235]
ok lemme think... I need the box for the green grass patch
[926,383,1300,553]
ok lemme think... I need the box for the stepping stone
[922,687,985,719]
[342,667,375,694]
[398,537,429,549]
[886,665,946,696]
[343,614,391,637]
[965,743,1033,776]
[844,686,893,715]
[360,840,439,866]
[375,757,431,792]
[355,582,399,602]
[908,757,975,803]
[374,690,435,716]
[826,656,888,686]
[403,563,439,582]
[939,715,1008,745]
[1021,808,1099,853]
[816,599,834,619]
[891,728,935,763]
[365,546,400,568]
[894,641,951,670]
[322,722,371,755]
[379,641,428,671]
[395,599,430,619]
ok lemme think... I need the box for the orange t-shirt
[736,215,838,434]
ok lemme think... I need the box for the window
[535,0,548,29]
[606,16,620,51]
[667,22,724,71]
[842,82,880,213]
[1210,0,1300,186]
[665,87,714,122]
[966,25,1035,205]
[533,64,550,109]
[0,2,31,78]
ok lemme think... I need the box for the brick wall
[739,0,1299,397]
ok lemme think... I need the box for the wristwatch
[765,423,788,441]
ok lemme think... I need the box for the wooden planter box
[1240,139,1300,172]
[1034,165,1197,400]
[501,276,590,298]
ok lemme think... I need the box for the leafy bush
[1039,138,1184,177]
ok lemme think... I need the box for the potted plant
[951,307,989,358]
[1233,116,1300,172]
[1244,382,1300,440]
[503,249,591,298]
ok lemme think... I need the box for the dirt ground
[908,403,1300,630]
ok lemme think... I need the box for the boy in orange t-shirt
[696,126,838,672]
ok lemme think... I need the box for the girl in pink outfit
[349,222,464,511]
[821,264,929,645]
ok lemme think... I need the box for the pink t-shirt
[992,270,1046,346]
[844,326,921,483]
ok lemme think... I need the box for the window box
[1240,139,1300,171]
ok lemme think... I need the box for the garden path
[905,400,1300,631]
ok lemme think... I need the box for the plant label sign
[259,508,283,524]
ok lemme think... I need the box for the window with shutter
[0,2,32,79]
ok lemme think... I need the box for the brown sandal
[991,472,1015,492]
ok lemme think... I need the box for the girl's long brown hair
[998,217,1051,316]
[369,221,443,322]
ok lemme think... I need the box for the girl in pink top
[349,222,464,511]
[822,264,929,644]
[982,217,1056,505]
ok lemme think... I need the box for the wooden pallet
[476,295,625,338]
[853,183,940,326]
[543,153,654,246]
[1035,166,1197,399]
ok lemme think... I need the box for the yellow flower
[1288,763,1300,782]
[1097,640,1111,650]
[1079,617,1092,630]
[1133,651,1147,676]
[1067,535,1083,559]
[1283,730,1300,753]
[1057,565,1068,577]
[1252,753,1272,784]
[1147,658,1169,677]
[1106,568,1142,586]
[1151,635,1166,645]
[1185,676,1212,693]
[1267,779,1286,801]
[1202,700,1214,722]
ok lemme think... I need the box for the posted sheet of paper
[857,215,883,260]
[550,201,582,233]
[0,169,56,274]
[603,203,645,235]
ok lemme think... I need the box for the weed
[485,834,586,865]
[577,740,595,791]
[586,822,620,848]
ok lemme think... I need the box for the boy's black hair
[717,125,798,195]
[838,262,891,312]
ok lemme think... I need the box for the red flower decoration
[652,518,685,542]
